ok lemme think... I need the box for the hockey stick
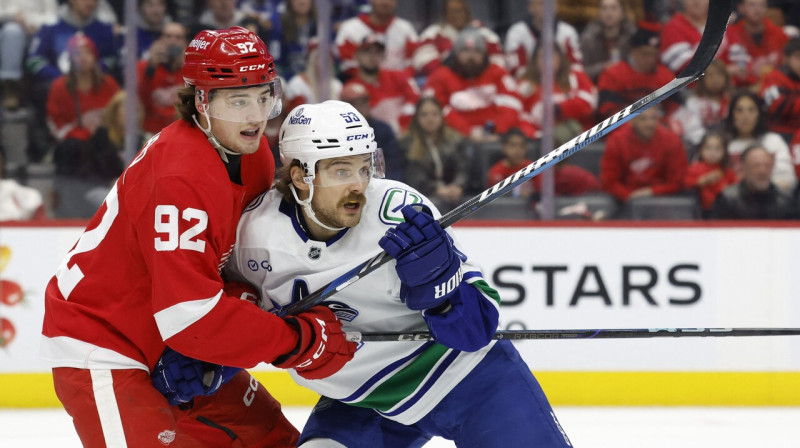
[278,0,734,317]
[345,327,800,342]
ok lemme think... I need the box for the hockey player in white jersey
[152,100,572,447]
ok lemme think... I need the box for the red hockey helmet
[183,27,282,120]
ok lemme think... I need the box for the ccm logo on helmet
[346,134,369,141]
[240,64,266,72]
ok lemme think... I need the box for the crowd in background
[2,0,800,221]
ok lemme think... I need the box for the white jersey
[227,179,497,425]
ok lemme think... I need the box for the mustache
[340,194,366,205]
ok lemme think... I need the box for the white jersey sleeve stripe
[154,290,222,340]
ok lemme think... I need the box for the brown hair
[174,85,198,123]
[101,91,144,147]
[521,43,571,91]
[281,0,317,43]
[695,59,730,98]
[274,159,304,204]
[405,97,462,161]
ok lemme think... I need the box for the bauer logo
[379,188,422,224]
[289,108,312,125]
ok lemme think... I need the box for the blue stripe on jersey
[378,349,461,418]
[341,342,434,403]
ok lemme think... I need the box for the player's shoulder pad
[369,178,441,226]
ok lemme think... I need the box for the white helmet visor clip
[199,79,283,123]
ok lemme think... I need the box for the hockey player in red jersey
[41,27,356,448]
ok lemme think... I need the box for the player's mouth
[341,196,365,214]
[239,126,262,139]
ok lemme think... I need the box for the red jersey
[596,60,677,118]
[137,61,182,134]
[423,63,523,135]
[41,121,298,372]
[760,67,800,135]
[348,69,420,133]
[46,74,120,141]
[660,13,703,73]
[335,13,418,78]
[721,19,788,87]
[486,159,535,197]
[683,161,738,210]
[518,69,598,134]
[413,20,505,75]
[600,122,688,201]
[790,130,800,179]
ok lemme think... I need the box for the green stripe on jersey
[349,343,450,411]
[467,278,501,306]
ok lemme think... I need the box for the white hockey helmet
[279,100,384,182]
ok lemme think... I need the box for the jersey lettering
[154,206,208,252]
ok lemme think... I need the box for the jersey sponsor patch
[379,188,422,225]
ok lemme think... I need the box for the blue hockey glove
[379,204,463,311]
[151,347,242,406]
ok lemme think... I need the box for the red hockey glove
[272,306,357,380]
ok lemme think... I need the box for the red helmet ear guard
[182,26,277,91]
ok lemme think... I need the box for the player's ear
[290,165,309,192]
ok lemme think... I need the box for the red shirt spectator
[597,25,677,118]
[414,0,504,75]
[682,132,738,211]
[600,107,688,202]
[759,37,800,136]
[504,0,583,77]
[346,35,420,134]
[423,29,523,140]
[136,22,189,134]
[335,1,418,78]
[721,0,789,88]
[660,0,716,74]
[518,44,597,137]
[46,33,120,142]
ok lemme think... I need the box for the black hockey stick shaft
[345,327,800,342]
[278,0,734,317]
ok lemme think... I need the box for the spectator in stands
[335,0,418,78]
[266,0,316,80]
[135,0,170,59]
[192,0,249,38]
[518,43,598,139]
[0,0,58,111]
[722,0,789,90]
[423,28,523,143]
[46,33,119,152]
[790,129,800,179]
[597,22,678,118]
[579,0,637,81]
[27,0,118,83]
[400,97,471,212]
[345,35,419,135]
[413,0,505,75]
[767,0,800,32]
[710,143,797,219]
[26,0,119,162]
[284,39,342,112]
[683,131,738,217]
[600,106,688,203]
[504,0,584,78]
[669,59,731,146]
[660,0,709,74]
[340,82,403,181]
[137,21,187,135]
[0,153,44,221]
[759,37,800,139]
[486,128,535,197]
[724,90,796,193]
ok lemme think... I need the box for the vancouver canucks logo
[379,188,422,224]
[289,107,312,125]
[308,246,322,260]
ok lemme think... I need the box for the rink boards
[3,221,800,407]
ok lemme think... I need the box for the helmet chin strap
[192,112,239,163]
[289,183,346,232]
